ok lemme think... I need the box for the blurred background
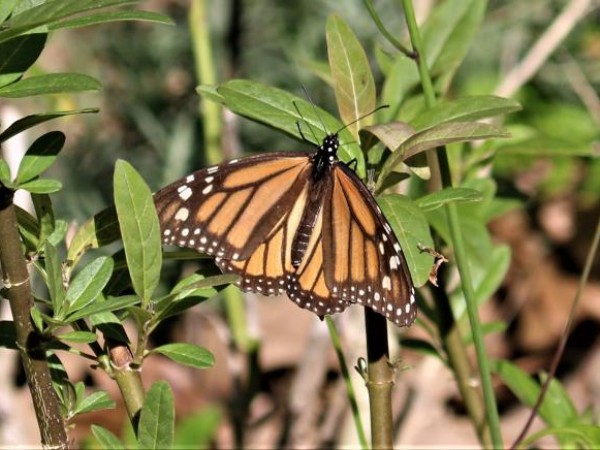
[1,0,600,447]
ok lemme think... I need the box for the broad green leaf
[0,33,46,88]
[66,295,139,322]
[377,194,434,287]
[326,14,375,140]
[18,178,62,193]
[151,343,215,369]
[66,205,121,268]
[74,391,115,415]
[89,311,130,344]
[213,80,364,176]
[173,407,222,449]
[0,160,11,184]
[114,160,161,304]
[360,121,415,154]
[493,360,578,427]
[16,131,64,183]
[57,330,97,343]
[91,425,126,450]
[0,0,139,44]
[65,256,113,312]
[48,10,173,31]
[416,187,483,211]
[138,381,174,450]
[46,219,68,247]
[377,121,509,190]
[381,55,420,119]
[410,96,521,131]
[0,73,100,98]
[0,109,98,144]
[0,0,20,23]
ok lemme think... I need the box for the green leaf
[48,10,174,30]
[410,96,521,131]
[521,425,600,450]
[416,188,483,211]
[45,242,65,318]
[0,0,20,23]
[18,178,62,193]
[74,391,115,415]
[30,307,45,333]
[15,205,40,251]
[173,407,222,448]
[492,360,578,427]
[0,73,101,98]
[114,160,161,304]
[65,256,113,313]
[151,343,215,369]
[0,33,46,88]
[91,425,126,450]
[360,121,415,154]
[57,330,97,343]
[0,109,98,144]
[32,193,56,248]
[381,55,420,118]
[0,160,11,184]
[401,338,442,359]
[326,14,376,139]
[377,121,509,190]
[213,80,364,176]
[138,381,174,450]
[66,295,139,322]
[377,194,434,287]
[16,131,64,183]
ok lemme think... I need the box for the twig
[563,53,600,125]
[494,0,594,98]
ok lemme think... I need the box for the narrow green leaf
[151,343,215,369]
[65,256,113,312]
[138,381,174,450]
[0,109,98,144]
[0,0,20,23]
[66,295,139,322]
[416,187,483,211]
[492,360,577,427]
[401,338,442,358]
[32,193,56,248]
[17,178,62,193]
[91,425,126,450]
[114,161,161,304]
[0,160,11,184]
[521,425,600,450]
[44,242,65,318]
[376,194,434,287]
[74,391,115,415]
[381,55,420,117]
[410,96,521,131]
[0,33,46,88]
[326,14,376,139]
[377,121,509,190]
[16,131,64,183]
[48,10,174,30]
[15,205,40,251]
[57,330,97,343]
[214,80,364,176]
[30,307,45,333]
[0,73,101,98]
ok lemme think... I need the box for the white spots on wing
[207,166,219,174]
[186,174,195,183]
[200,237,207,244]
[181,228,189,237]
[174,207,189,221]
[233,252,240,260]
[177,185,192,201]
[374,292,381,302]
[379,242,385,255]
[202,184,213,194]
[230,158,239,164]
[163,229,171,236]
[390,255,399,269]
[193,228,201,235]
[382,276,391,290]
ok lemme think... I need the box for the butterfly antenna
[301,85,331,139]
[293,99,319,144]
[334,104,389,135]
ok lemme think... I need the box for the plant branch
[363,0,414,56]
[0,186,68,448]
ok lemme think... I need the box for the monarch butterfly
[154,129,416,327]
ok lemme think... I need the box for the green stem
[189,0,222,166]
[0,187,68,449]
[326,317,368,449]
[363,0,413,56]
[401,1,503,448]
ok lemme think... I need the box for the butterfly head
[311,133,340,181]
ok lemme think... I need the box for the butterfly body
[154,133,416,326]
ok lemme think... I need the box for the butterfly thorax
[310,133,339,182]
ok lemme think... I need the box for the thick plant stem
[0,188,68,448]
[364,309,394,449]
[401,0,503,447]
[106,340,145,430]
